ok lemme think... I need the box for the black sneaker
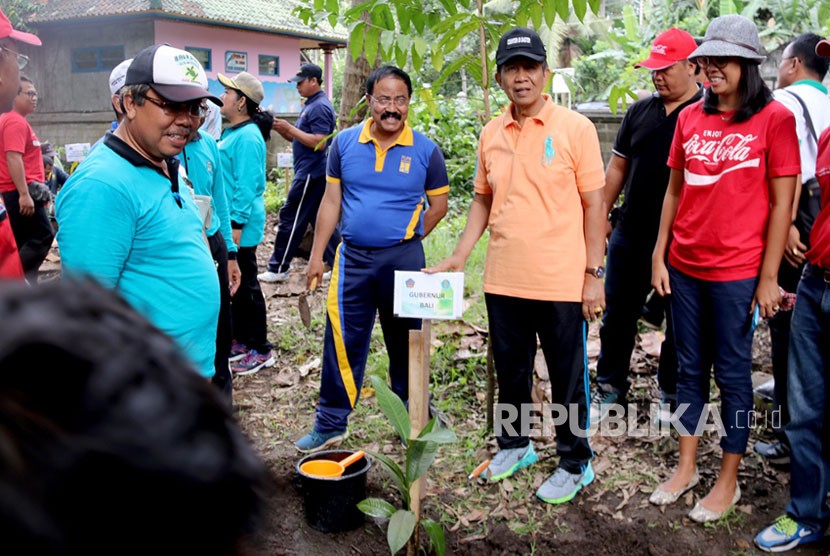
[754,440,790,466]
[589,386,626,424]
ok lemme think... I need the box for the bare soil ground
[39,224,829,556]
[227,223,829,556]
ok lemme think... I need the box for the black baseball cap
[288,63,323,83]
[496,27,547,66]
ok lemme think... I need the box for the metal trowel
[298,276,318,329]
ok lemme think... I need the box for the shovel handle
[469,459,491,479]
[339,450,365,469]
[309,276,318,290]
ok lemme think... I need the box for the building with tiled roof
[30,0,347,45]
[24,0,346,148]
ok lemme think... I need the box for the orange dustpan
[300,450,365,479]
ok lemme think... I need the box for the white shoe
[648,471,699,506]
[323,270,332,281]
[688,484,741,523]
[258,270,289,283]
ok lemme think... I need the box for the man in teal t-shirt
[56,45,222,378]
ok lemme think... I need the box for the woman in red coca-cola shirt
[649,15,799,524]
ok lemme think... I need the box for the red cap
[0,9,41,46]
[635,28,696,70]
[817,39,830,57]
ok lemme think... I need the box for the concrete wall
[580,110,623,166]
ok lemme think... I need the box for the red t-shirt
[666,100,801,281]
[0,111,45,193]
[808,128,830,268]
[0,213,22,279]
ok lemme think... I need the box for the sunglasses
[696,56,735,70]
[143,94,206,118]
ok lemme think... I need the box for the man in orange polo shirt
[428,27,606,505]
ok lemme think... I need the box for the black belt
[807,263,830,283]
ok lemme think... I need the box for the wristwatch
[586,266,606,279]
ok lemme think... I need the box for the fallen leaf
[638,331,664,358]
[275,368,298,387]
[298,357,320,377]
[593,456,612,475]
[501,478,514,493]
[586,337,601,359]
[534,351,549,381]
[455,349,485,360]
[594,504,612,515]
[463,509,487,523]
[614,488,631,511]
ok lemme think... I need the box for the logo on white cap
[155,47,206,87]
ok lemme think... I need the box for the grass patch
[423,216,489,328]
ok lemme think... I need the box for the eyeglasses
[0,46,28,70]
[22,91,37,98]
[143,94,205,118]
[696,56,734,70]
[369,95,409,108]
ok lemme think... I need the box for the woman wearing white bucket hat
[650,15,800,523]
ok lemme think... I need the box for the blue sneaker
[295,429,349,453]
[485,444,538,482]
[536,463,595,505]
[755,515,823,552]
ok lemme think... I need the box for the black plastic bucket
[295,449,372,532]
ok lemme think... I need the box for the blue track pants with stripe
[314,239,424,434]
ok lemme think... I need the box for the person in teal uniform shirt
[217,71,275,375]
[180,122,241,399]
[56,45,222,378]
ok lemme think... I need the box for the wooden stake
[408,319,431,555]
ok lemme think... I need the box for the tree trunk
[337,0,381,129]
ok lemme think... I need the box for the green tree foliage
[0,0,41,32]
[296,0,602,121]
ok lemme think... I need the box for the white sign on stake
[277,153,293,168]
[65,143,91,162]
[393,271,464,319]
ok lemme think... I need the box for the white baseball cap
[109,58,133,96]
[125,44,221,105]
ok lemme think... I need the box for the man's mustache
[381,111,402,121]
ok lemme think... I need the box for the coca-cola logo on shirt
[682,130,760,186]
